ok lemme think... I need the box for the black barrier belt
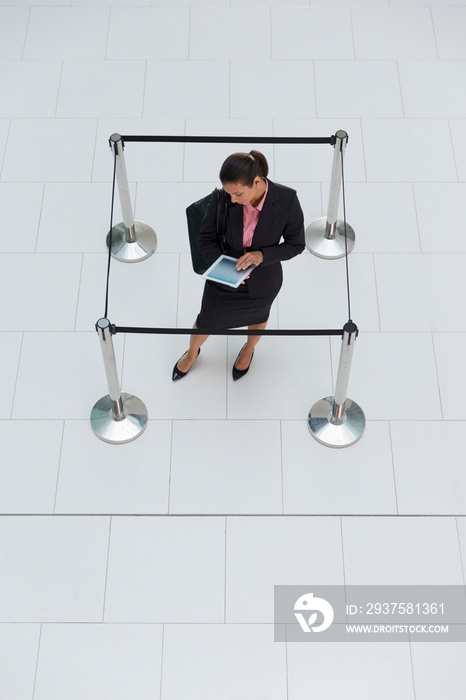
[119,135,336,145]
[112,326,343,336]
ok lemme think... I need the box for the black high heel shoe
[172,348,200,381]
[232,344,254,381]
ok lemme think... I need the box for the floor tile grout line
[52,420,66,515]
[447,118,461,184]
[285,624,289,700]
[31,622,42,700]
[269,6,273,62]
[388,421,400,517]
[408,638,418,700]
[228,60,231,119]
[372,253,382,333]
[141,60,149,120]
[396,59,406,120]
[53,60,64,119]
[20,6,32,61]
[2,179,466,186]
[175,252,181,328]
[280,420,285,516]
[430,332,445,421]
[9,332,24,420]
[410,182,424,254]
[187,5,192,61]
[3,513,465,519]
[358,119,368,183]
[101,515,113,624]
[340,516,350,649]
[103,5,112,61]
[429,5,440,62]
[455,517,466,588]
[12,57,461,64]
[181,118,186,182]
[339,516,347,588]
[348,6,357,61]
[159,623,165,700]
[73,253,85,332]
[311,59,318,119]
[167,420,174,515]
[224,515,227,624]
[0,118,11,181]
[33,182,46,254]
[0,622,320,627]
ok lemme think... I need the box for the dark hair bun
[249,150,269,178]
[219,150,269,186]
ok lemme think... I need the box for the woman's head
[220,150,269,205]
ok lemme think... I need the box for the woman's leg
[234,321,268,371]
[176,322,209,373]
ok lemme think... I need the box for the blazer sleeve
[198,190,224,267]
[260,191,305,268]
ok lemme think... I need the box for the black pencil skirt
[196,280,277,330]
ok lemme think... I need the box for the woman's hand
[236,250,264,270]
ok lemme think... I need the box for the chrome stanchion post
[90,318,148,444]
[305,130,355,259]
[308,321,365,448]
[106,133,157,263]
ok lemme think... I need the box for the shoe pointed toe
[172,348,200,381]
[232,365,249,381]
[232,345,254,381]
[172,365,185,381]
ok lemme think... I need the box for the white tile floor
[1,1,465,698]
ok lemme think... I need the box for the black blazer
[199,179,305,298]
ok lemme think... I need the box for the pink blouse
[242,179,268,249]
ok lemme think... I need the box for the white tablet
[202,255,255,288]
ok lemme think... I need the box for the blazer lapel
[250,179,278,249]
[228,202,244,252]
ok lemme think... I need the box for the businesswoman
[173,150,305,381]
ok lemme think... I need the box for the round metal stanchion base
[91,392,148,444]
[305,218,355,259]
[106,220,157,263]
[308,396,365,448]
